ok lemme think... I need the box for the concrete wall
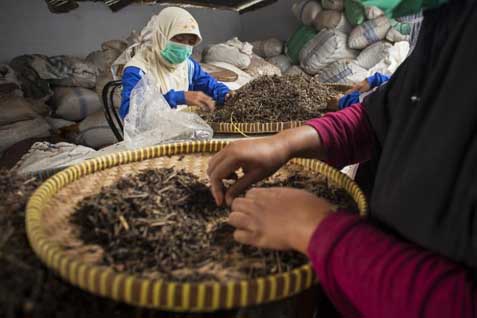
[0,0,242,62]
[240,0,299,42]
[0,0,296,63]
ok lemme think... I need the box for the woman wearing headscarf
[118,7,232,120]
[208,1,476,317]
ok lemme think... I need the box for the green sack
[356,0,447,18]
[345,0,366,26]
[390,19,411,35]
[286,25,317,65]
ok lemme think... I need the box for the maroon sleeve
[308,212,475,318]
[305,103,376,169]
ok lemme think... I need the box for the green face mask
[356,0,447,18]
[161,41,193,65]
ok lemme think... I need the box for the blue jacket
[119,58,230,119]
[338,72,391,110]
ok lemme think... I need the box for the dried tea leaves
[0,170,135,318]
[71,168,357,283]
[201,75,337,123]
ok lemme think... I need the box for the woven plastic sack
[13,141,95,175]
[390,19,412,35]
[0,96,38,126]
[348,16,391,49]
[203,38,253,70]
[124,73,212,150]
[77,111,116,149]
[86,48,122,73]
[321,0,344,11]
[0,117,50,153]
[0,64,22,97]
[365,6,384,19]
[386,28,410,43]
[357,41,393,69]
[292,0,322,26]
[51,87,103,121]
[317,60,367,84]
[368,41,410,76]
[313,10,352,33]
[286,25,317,65]
[285,65,310,77]
[245,55,282,78]
[251,38,283,58]
[344,0,365,26]
[266,55,292,73]
[300,29,358,75]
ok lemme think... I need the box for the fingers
[196,93,215,111]
[228,210,255,232]
[233,229,257,246]
[208,155,240,206]
[229,200,260,246]
[225,169,264,206]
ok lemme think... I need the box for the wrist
[291,210,332,255]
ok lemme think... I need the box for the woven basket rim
[26,140,367,312]
[204,83,352,135]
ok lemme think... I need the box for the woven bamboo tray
[206,83,352,135]
[26,140,367,312]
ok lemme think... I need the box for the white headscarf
[119,7,202,94]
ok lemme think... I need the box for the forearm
[308,212,476,318]
[270,125,327,162]
[306,104,376,168]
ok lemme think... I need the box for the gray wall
[240,0,299,42]
[0,0,295,63]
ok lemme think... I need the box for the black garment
[363,0,477,270]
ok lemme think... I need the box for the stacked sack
[54,39,128,149]
[284,0,411,84]
[250,38,290,75]
[0,64,52,155]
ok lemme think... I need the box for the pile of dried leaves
[71,168,357,283]
[201,75,337,123]
[0,170,136,318]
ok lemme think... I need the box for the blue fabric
[338,72,391,109]
[119,59,230,119]
[367,72,391,88]
[188,59,230,105]
[338,91,360,110]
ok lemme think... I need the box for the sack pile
[280,0,411,83]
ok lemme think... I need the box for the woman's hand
[229,188,336,254]
[207,126,326,206]
[208,137,291,206]
[345,79,371,95]
[185,91,215,111]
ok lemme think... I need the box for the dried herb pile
[0,170,135,318]
[71,168,356,283]
[201,75,337,123]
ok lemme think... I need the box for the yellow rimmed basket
[204,83,352,135]
[26,140,367,312]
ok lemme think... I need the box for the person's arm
[306,103,377,169]
[208,103,376,205]
[189,59,230,105]
[338,91,361,110]
[120,67,181,119]
[367,72,390,89]
[308,211,475,318]
[119,67,143,120]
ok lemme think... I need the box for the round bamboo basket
[204,83,352,135]
[26,140,367,312]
